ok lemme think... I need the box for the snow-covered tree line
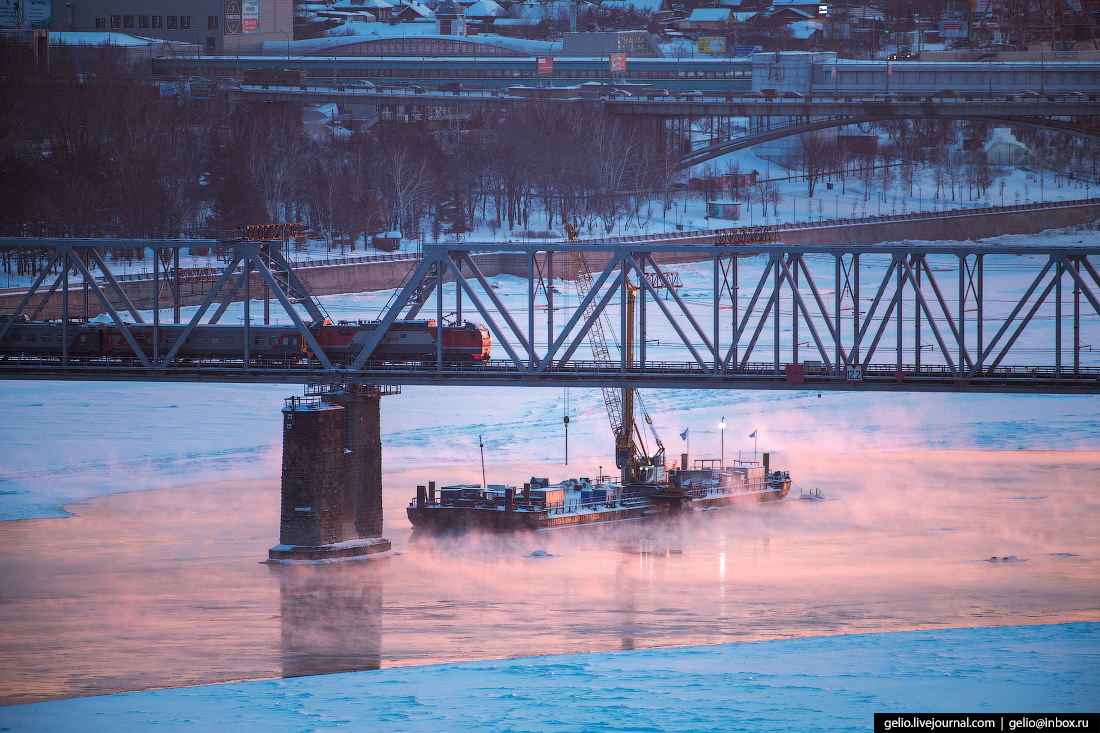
[3,46,1098,248]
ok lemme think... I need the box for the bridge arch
[677,113,1100,170]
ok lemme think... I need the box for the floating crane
[564,222,665,485]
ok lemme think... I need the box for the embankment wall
[4,200,1097,321]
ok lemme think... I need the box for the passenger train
[0,315,492,364]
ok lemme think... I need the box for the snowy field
[1,624,1096,732]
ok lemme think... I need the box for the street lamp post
[719,417,725,468]
[279,30,290,61]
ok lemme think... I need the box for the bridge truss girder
[3,240,1100,394]
[0,237,333,370]
[352,242,1100,394]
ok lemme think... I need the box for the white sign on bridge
[846,365,863,382]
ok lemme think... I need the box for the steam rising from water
[1,451,1095,706]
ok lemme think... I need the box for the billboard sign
[939,21,968,38]
[0,0,49,28]
[698,37,726,53]
[608,53,625,72]
[733,45,758,56]
[537,56,553,75]
[24,0,49,27]
[242,0,259,32]
[224,0,242,33]
[0,0,17,28]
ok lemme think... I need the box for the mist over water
[1,450,1096,706]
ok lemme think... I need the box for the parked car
[439,82,463,93]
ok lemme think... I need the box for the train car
[0,316,103,357]
[102,324,306,359]
[316,320,491,362]
[1,316,492,363]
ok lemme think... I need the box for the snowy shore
[2,623,1096,732]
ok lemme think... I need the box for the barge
[407,454,791,532]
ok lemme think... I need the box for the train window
[166,337,175,344]
[79,335,87,344]
[293,338,298,344]
[42,334,51,342]
[11,334,19,341]
[195,337,204,344]
[400,333,407,338]
[254,337,263,345]
[27,333,36,342]
[210,337,219,344]
[225,336,233,345]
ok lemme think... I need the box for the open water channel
[1,449,1096,706]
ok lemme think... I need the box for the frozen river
[1,440,1096,706]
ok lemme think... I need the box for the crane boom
[567,233,664,484]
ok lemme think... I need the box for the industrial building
[47,0,290,53]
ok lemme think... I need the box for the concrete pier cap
[268,383,400,563]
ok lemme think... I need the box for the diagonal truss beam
[968,257,1055,378]
[68,248,152,368]
[917,255,972,370]
[454,252,536,363]
[157,256,244,367]
[247,252,333,370]
[555,271,624,370]
[793,254,849,368]
[777,254,834,371]
[900,256,957,376]
[536,254,622,372]
[850,256,902,367]
[351,256,438,369]
[723,254,776,370]
[1060,254,1100,318]
[631,253,711,372]
[441,252,528,369]
[0,251,62,343]
[985,276,1058,374]
[88,248,145,323]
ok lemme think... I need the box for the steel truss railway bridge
[1,233,1099,394]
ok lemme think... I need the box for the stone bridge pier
[268,384,396,562]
